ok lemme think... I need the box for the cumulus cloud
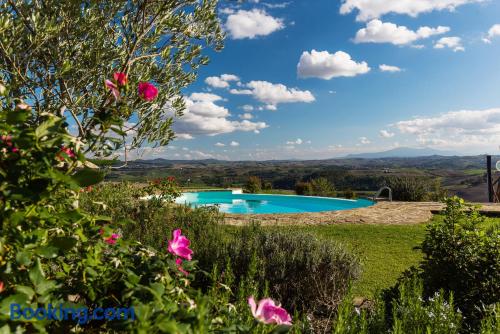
[205,74,240,88]
[394,108,500,151]
[354,20,449,45]
[434,36,465,51]
[380,130,395,138]
[230,141,240,147]
[359,136,371,144]
[230,80,315,109]
[379,64,402,72]
[240,113,253,120]
[171,93,267,138]
[224,9,284,39]
[215,142,226,147]
[297,50,370,80]
[340,0,482,22]
[241,105,254,111]
[483,24,500,44]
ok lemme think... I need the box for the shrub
[385,176,448,202]
[343,189,357,199]
[87,186,361,318]
[418,197,500,331]
[386,176,428,201]
[296,178,336,197]
[244,176,262,193]
[330,277,462,334]
[295,181,313,195]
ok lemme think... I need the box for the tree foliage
[0,0,224,155]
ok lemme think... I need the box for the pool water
[175,191,374,214]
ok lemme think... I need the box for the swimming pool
[175,191,374,214]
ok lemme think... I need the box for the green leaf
[71,168,105,187]
[15,285,35,300]
[36,246,59,258]
[50,236,78,251]
[29,258,46,286]
[35,117,59,139]
[16,250,32,266]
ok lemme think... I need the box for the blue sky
[140,0,500,160]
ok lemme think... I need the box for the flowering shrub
[0,84,301,333]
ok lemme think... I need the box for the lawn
[273,223,428,298]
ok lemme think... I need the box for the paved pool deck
[224,202,500,226]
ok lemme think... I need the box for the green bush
[296,178,336,197]
[328,276,462,334]
[342,189,357,199]
[418,197,500,331]
[385,176,448,202]
[295,181,313,195]
[85,184,361,320]
[386,176,428,201]
[244,176,262,193]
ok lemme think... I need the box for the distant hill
[344,147,459,159]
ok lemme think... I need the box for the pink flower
[167,229,193,260]
[0,281,4,293]
[99,228,120,245]
[175,258,189,276]
[11,147,19,153]
[138,82,158,101]
[104,234,120,245]
[57,146,75,161]
[248,296,292,326]
[113,72,128,86]
[105,79,120,101]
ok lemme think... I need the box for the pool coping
[223,202,500,226]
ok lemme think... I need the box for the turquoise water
[175,191,374,214]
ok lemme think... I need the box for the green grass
[272,224,428,298]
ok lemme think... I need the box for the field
[101,155,498,202]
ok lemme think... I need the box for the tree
[0,0,224,156]
[244,176,262,193]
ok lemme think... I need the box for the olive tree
[0,0,224,156]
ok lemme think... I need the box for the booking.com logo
[10,303,135,324]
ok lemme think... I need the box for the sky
[134,0,500,161]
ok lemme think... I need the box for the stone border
[223,202,500,226]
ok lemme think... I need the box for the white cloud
[340,0,483,22]
[286,138,303,145]
[231,80,315,109]
[354,20,449,45]
[240,113,253,120]
[297,50,370,80]
[205,74,240,88]
[434,36,465,51]
[229,88,253,95]
[359,136,371,144]
[215,142,226,147]
[483,24,500,43]
[189,92,224,102]
[241,105,254,111]
[171,93,267,138]
[379,64,402,73]
[380,129,395,138]
[230,141,240,147]
[224,9,284,39]
[394,108,500,152]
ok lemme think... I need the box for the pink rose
[248,296,292,326]
[138,82,158,101]
[167,229,193,260]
